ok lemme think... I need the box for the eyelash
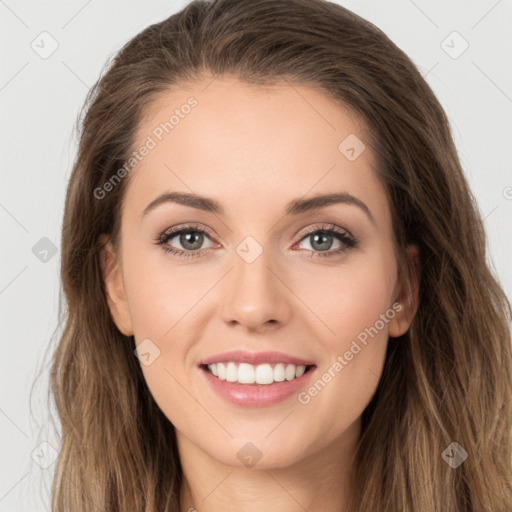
[154,223,358,260]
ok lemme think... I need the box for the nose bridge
[220,233,290,329]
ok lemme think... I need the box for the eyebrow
[142,191,375,224]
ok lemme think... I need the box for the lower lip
[199,365,316,408]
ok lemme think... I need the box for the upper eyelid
[160,223,215,240]
[298,223,353,238]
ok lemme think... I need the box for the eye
[294,224,357,258]
[154,224,215,259]
[154,223,358,259]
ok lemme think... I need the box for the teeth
[217,362,226,380]
[207,362,308,385]
[238,363,255,384]
[226,362,238,382]
[273,363,286,382]
[255,363,273,384]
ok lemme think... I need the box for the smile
[203,362,313,385]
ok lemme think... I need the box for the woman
[49,0,512,510]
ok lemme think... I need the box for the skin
[102,74,419,512]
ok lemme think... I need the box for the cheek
[118,242,398,465]
[122,245,202,340]
[290,245,397,348]
[124,237,398,373]
[123,248,204,431]
[290,247,396,426]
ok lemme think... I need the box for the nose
[220,242,292,333]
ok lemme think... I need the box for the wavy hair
[46,0,512,510]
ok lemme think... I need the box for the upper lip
[199,349,316,367]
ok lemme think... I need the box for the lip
[198,349,315,367]
[200,364,317,408]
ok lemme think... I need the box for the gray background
[1,0,511,510]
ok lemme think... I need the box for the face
[102,74,418,470]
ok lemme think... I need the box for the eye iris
[180,231,203,250]
[311,232,333,251]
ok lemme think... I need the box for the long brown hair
[47,0,512,510]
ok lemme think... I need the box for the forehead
[123,74,388,226]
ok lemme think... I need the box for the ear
[388,244,420,338]
[99,234,134,336]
